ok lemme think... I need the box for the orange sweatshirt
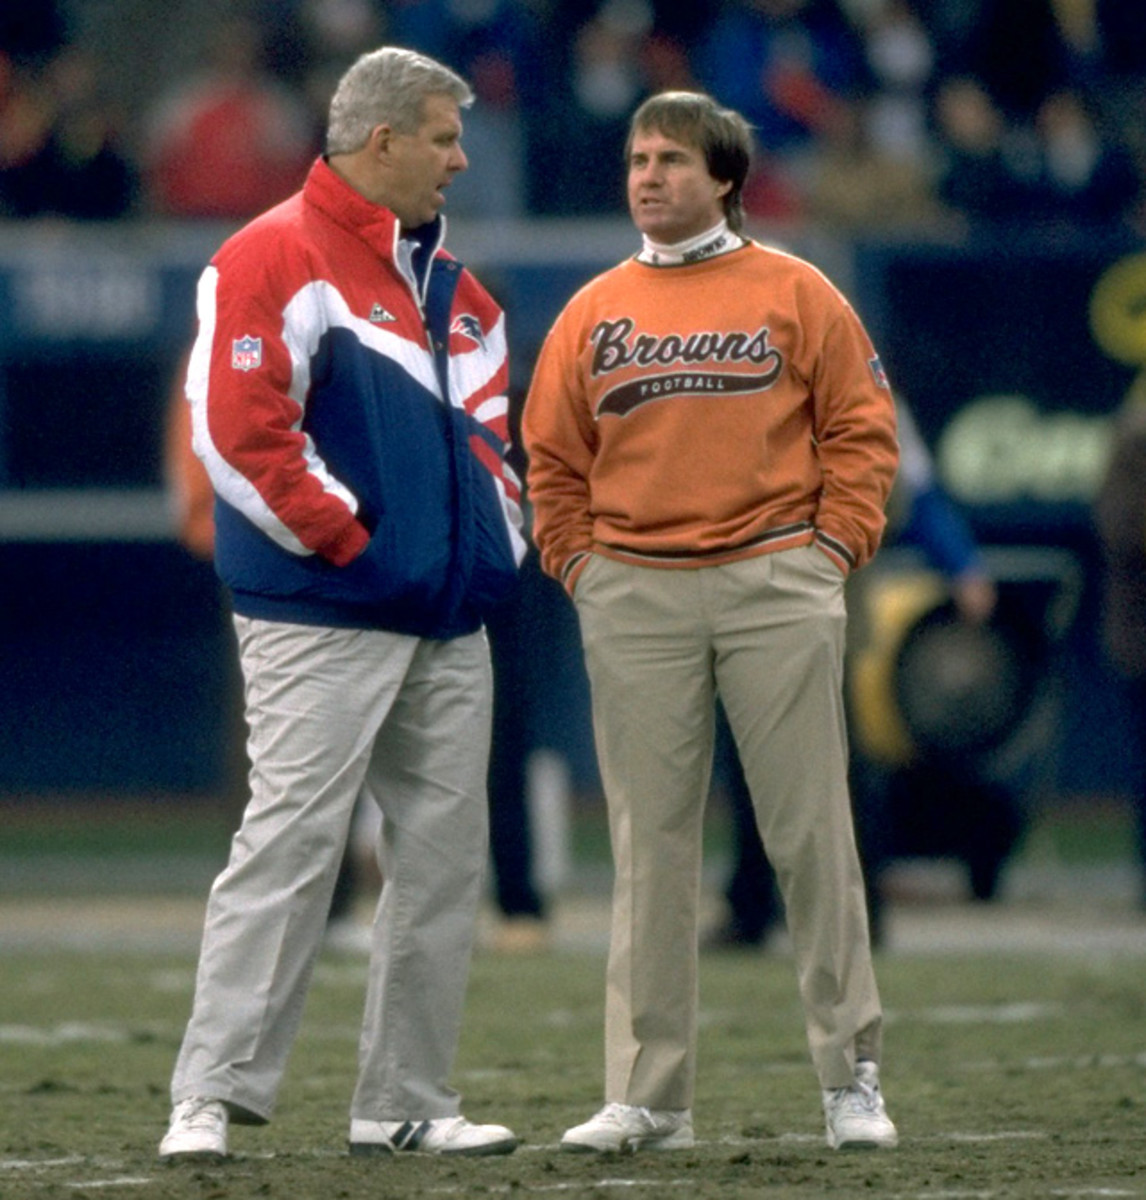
[522,241,899,590]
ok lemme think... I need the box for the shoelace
[603,1104,666,1129]
[595,1103,649,1125]
[181,1100,223,1129]
[599,1104,632,1123]
[436,1117,467,1142]
[830,1083,880,1114]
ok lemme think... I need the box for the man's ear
[369,123,394,160]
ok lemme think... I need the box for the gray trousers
[171,617,493,1123]
[573,547,882,1106]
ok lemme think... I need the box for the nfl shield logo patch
[232,335,263,371]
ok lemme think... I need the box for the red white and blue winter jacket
[186,157,525,639]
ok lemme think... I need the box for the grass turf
[1,944,1144,1199]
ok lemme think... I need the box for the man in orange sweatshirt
[523,90,899,1153]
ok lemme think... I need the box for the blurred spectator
[569,1,648,123]
[0,46,138,219]
[695,0,869,176]
[638,26,698,94]
[799,1,945,230]
[856,0,935,166]
[6,0,1142,233]
[740,149,806,224]
[380,0,547,219]
[931,75,1038,226]
[446,47,528,219]
[909,0,986,79]
[143,13,317,219]
[1030,88,1142,227]
[932,66,1143,233]
[962,0,1078,122]
[528,0,652,216]
[287,0,386,148]
[803,93,944,231]
[386,0,547,109]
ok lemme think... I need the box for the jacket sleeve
[189,246,369,568]
[808,294,899,572]
[522,311,598,590]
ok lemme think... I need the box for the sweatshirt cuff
[814,529,856,575]
[561,550,592,594]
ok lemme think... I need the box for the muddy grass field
[2,939,1144,1200]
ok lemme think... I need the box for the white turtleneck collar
[636,219,745,266]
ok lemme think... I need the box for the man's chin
[633,212,665,236]
[636,218,683,244]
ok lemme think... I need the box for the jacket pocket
[330,518,451,610]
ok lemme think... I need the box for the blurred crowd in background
[1,0,1145,234]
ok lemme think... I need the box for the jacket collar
[302,156,446,270]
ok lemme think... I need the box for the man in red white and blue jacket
[160,47,524,1165]
[186,119,524,637]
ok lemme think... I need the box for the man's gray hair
[326,47,473,156]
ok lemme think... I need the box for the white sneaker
[561,1103,695,1153]
[348,1116,517,1156]
[159,1097,228,1161]
[823,1061,898,1149]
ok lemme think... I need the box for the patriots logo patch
[232,335,263,371]
[369,303,397,323]
[869,355,889,389]
[450,314,486,349]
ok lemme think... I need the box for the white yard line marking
[1049,1191,1143,1197]
[425,1182,696,1195]
[944,1131,1048,1142]
[890,1002,1063,1024]
[962,1052,1146,1072]
[63,1178,153,1189]
[0,1156,86,1170]
[0,1023,131,1044]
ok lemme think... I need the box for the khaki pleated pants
[171,617,492,1124]
[573,546,883,1107]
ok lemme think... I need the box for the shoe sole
[349,1138,517,1157]
[827,1134,899,1150]
[159,1149,228,1163]
[560,1133,695,1154]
